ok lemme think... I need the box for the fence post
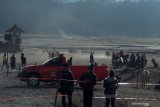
[18,63,21,74]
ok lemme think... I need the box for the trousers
[105,98,115,107]
[61,92,72,107]
[83,90,93,107]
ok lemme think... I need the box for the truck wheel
[27,74,40,87]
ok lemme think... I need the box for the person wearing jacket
[10,54,16,70]
[1,53,8,71]
[79,64,97,107]
[21,53,26,67]
[103,70,119,107]
[59,63,74,107]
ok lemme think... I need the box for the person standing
[135,52,141,70]
[129,52,135,68]
[21,53,26,67]
[79,64,97,107]
[90,52,94,64]
[112,52,116,66]
[1,53,8,71]
[67,57,72,66]
[140,54,147,70]
[10,54,16,70]
[152,56,158,68]
[58,63,74,107]
[103,70,119,107]
[119,50,124,58]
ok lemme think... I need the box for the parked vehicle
[17,54,109,87]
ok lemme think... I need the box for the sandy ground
[0,38,160,106]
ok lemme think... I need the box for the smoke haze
[0,0,160,37]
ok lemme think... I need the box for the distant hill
[0,0,160,37]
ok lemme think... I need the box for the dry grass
[0,48,160,107]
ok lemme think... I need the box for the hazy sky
[1,0,160,37]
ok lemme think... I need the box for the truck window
[44,58,62,66]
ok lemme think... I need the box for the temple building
[4,24,24,52]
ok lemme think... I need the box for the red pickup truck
[17,54,109,87]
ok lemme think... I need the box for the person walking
[1,53,8,71]
[21,53,26,67]
[140,54,147,70]
[103,70,119,107]
[58,63,74,107]
[10,54,16,70]
[79,64,97,107]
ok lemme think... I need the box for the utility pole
[6,41,9,77]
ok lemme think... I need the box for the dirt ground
[0,47,160,107]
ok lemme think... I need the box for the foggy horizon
[1,0,160,37]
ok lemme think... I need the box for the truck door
[41,58,63,81]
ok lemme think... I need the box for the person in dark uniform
[129,52,136,68]
[21,53,26,67]
[90,52,94,64]
[10,54,16,70]
[79,64,97,107]
[59,63,74,107]
[135,52,141,69]
[103,70,119,107]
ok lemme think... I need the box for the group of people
[81,50,94,54]
[1,53,27,71]
[48,50,60,59]
[58,63,119,107]
[112,50,147,70]
[129,52,147,70]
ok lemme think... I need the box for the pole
[54,74,61,107]
[18,63,21,74]
[6,41,9,77]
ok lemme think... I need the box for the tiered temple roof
[5,24,24,33]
